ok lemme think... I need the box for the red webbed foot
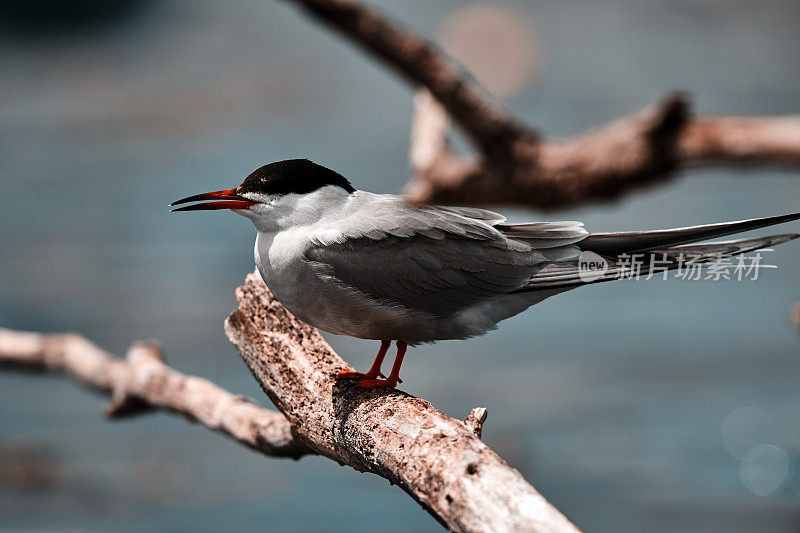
[355,377,401,389]
[336,369,385,380]
[335,340,391,382]
[338,340,406,389]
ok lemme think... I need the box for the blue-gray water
[1,1,799,531]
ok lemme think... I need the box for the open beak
[170,188,257,212]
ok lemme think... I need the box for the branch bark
[225,272,580,532]
[408,90,800,208]
[0,328,308,459]
[284,0,800,209]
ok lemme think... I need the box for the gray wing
[305,200,587,318]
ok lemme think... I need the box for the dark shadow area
[0,0,154,38]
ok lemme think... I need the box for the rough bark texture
[284,0,800,210]
[0,328,308,459]
[225,272,580,533]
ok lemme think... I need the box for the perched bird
[172,159,799,388]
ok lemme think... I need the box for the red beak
[170,189,257,212]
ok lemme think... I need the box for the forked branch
[408,90,800,208]
[285,0,800,209]
[0,274,581,532]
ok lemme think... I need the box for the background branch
[408,90,800,208]
[289,0,535,161]
[285,0,800,209]
[0,328,308,459]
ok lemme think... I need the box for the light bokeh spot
[438,4,539,98]
[721,406,774,460]
[739,444,790,497]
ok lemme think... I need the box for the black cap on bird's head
[170,159,355,211]
[238,159,355,196]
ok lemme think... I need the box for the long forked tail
[523,213,800,290]
[579,212,800,255]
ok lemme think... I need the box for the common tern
[172,159,800,388]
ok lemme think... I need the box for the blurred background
[1,1,799,531]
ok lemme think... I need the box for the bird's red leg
[357,341,406,389]
[337,340,390,380]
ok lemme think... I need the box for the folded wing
[304,196,586,317]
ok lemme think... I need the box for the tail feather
[521,233,798,290]
[579,212,800,255]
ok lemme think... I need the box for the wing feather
[303,193,585,318]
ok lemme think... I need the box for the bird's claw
[336,368,385,380]
[355,378,399,389]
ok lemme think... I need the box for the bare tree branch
[0,275,582,532]
[287,0,535,162]
[681,114,800,165]
[0,328,308,459]
[408,90,800,208]
[284,0,800,209]
[225,272,581,532]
